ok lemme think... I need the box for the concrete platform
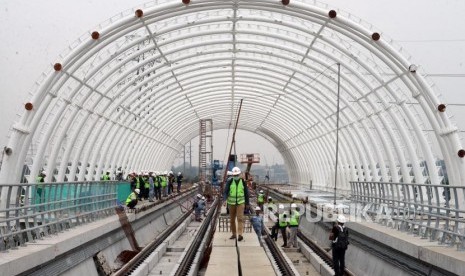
[205,247,238,276]
[205,217,276,276]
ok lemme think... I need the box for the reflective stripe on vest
[279,213,288,227]
[227,179,245,205]
[289,210,300,226]
[257,194,264,203]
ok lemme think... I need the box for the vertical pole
[183,144,186,175]
[334,63,341,206]
[221,99,243,196]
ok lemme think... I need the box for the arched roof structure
[1,0,464,194]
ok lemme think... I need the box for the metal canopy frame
[1,0,464,196]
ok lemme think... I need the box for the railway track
[114,197,219,276]
[263,186,457,276]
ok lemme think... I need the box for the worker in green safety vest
[161,171,168,197]
[287,203,300,248]
[101,171,110,181]
[126,188,140,209]
[223,166,250,241]
[278,204,288,247]
[36,170,46,204]
[154,171,162,200]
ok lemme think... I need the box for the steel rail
[112,189,198,276]
[262,228,296,276]
[265,187,456,276]
[174,198,219,276]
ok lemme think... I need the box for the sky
[1,0,464,167]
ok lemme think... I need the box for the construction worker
[250,206,264,245]
[154,172,162,200]
[143,172,150,200]
[148,172,154,202]
[138,172,146,200]
[168,171,175,195]
[176,172,183,193]
[194,194,206,221]
[223,167,250,241]
[287,203,300,248]
[36,170,46,204]
[101,171,110,181]
[126,189,140,209]
[278,204,288,247]
[257,190,265,211]
[161,171,168,197]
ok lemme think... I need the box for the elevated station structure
[1,0,464,198]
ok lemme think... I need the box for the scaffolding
[198,119,213,182]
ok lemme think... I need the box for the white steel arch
[1,0,464,197]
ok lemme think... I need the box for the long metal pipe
[221,99,243,197]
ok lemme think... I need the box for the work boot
[229,235,236,239]
[238,235,243,241]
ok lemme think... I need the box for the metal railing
[0,181,122,251]
[350,181,465,250]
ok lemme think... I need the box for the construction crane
[240,153,260,183]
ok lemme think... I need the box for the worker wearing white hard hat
[277,204,289,247]
[223,166,250,241]
[287,203,300,248]
[194,194,206,222]
[126,189,140,210]
[36,170,47,204]
[176,171,184,193]
[331,214,349,276]
[250,205,264,244]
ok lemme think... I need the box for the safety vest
[102,174,110,181]
[161,176,167,187]
[135,177,140,189]
[289,210,300,226]
[36,176,44,188]
[227,179,245,205]
[155,176,161,187]
[125,192,137,205]
[144,177,150,188]
[279,213,288,228]
[257,194,264,203]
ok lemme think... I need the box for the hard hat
[268,196,272,200]
[169,171,173,174]
[337,214,347,223]
[259,190,264,194]
[178,172,181,175]
[278,204,284,209]
[106,170,110,173]
[292,194,297,198]
[231,167,241,176]
[197,194,202,198]
[134,189,140,194]
[164,171,168,175]
[227,171,233,176]
[41,170,46,175]
[201,196,205,200]
[291,203,297,208]
[255,206,261,211]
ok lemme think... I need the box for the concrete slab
[236,232,261,247]
[239,247,275,276]
[212,232,237,247]
[205,247,238,276]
